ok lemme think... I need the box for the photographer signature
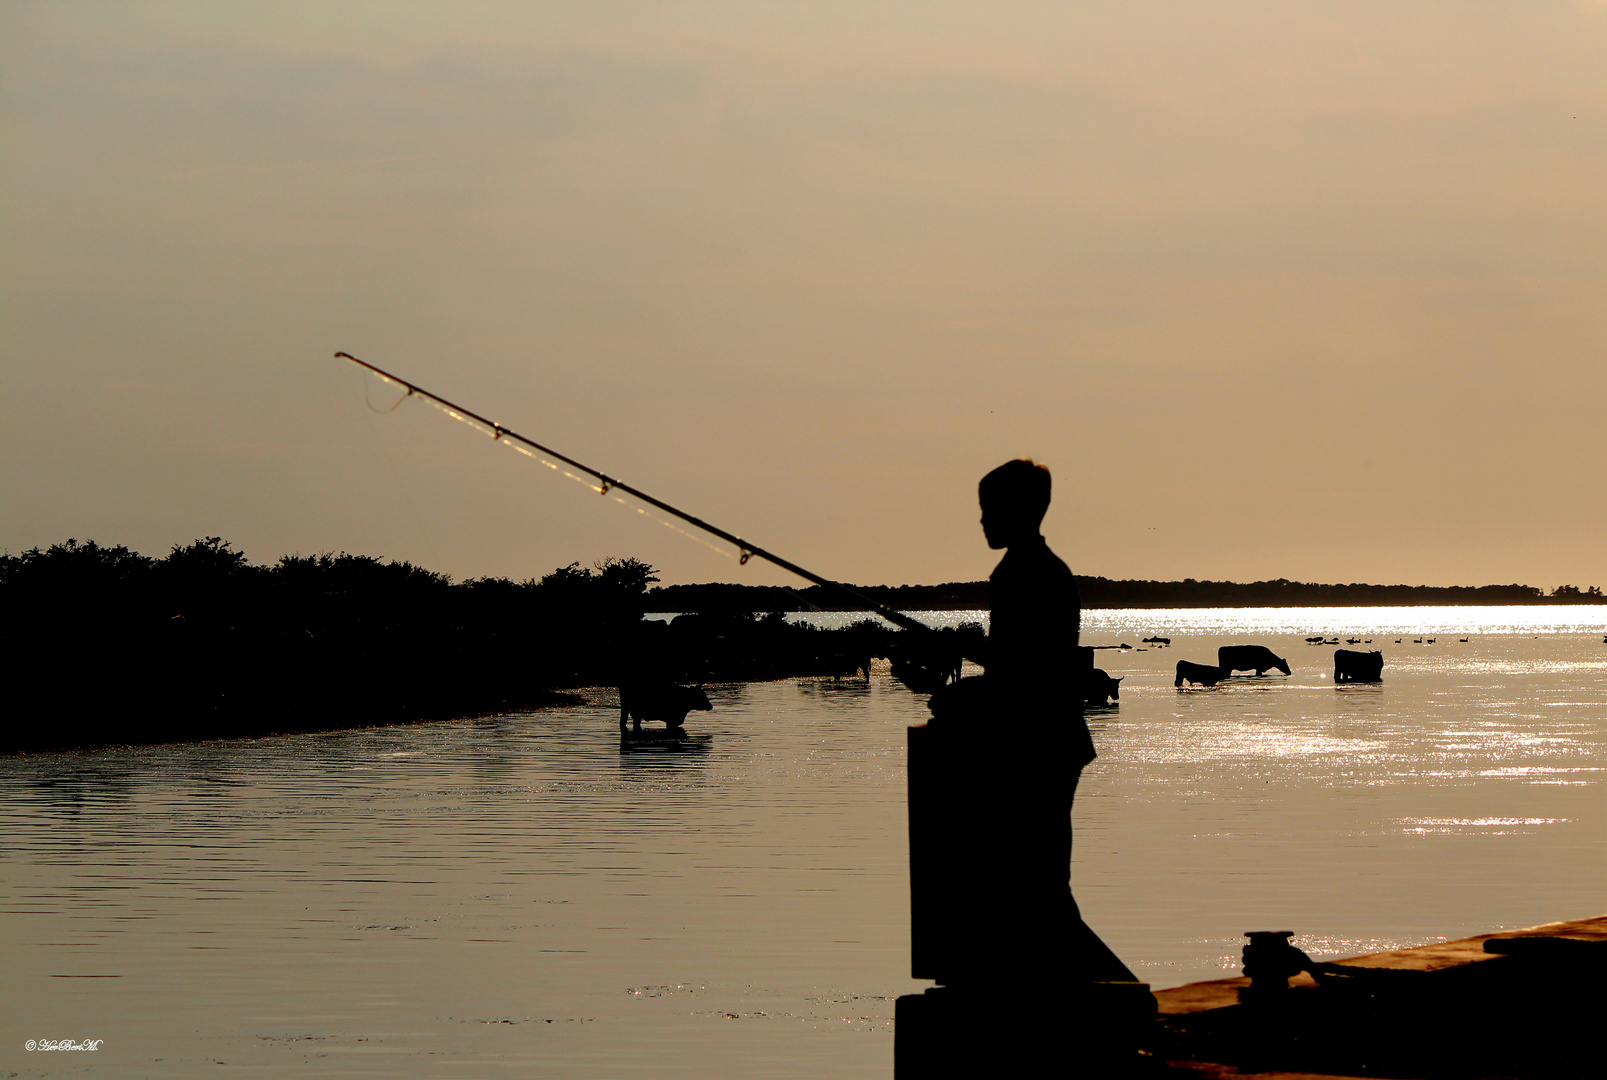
[26,1038,103,1051]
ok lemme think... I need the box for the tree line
[0,538,930,752]
[649,576,1600,612]
[1,538,660,752]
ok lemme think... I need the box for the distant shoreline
[6,537,1600,753]
[649,578,1607,612]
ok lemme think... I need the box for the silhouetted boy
[980,459,1094,760]
[899,460,1143,1075]
[950,460,1132,984]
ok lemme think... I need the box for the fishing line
[363,374,411,413]
[354,367,443,568]
[335,351,934,636]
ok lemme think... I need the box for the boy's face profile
[979,499,1007,550]
[979,459,1051,550]
[980,498,1036,550]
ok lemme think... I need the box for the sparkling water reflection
[2,608,1603,1077]
[781,603,1607,636]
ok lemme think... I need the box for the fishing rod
[337,351,952,643]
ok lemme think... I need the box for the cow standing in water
[1083,668,1123,705]
[619,682,711,732]
[1217,644,1291,676]
[1334,649,1384,683]
[1175,660,1227,687]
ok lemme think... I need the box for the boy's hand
[890,642,963,695]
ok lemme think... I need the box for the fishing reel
[890,644,964,695]
[1241,931,1318,1001]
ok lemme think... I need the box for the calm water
[4,607,1604,1077]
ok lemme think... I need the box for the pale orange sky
[3,2,1604,589]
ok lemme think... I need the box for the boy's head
[979,459,1051,549]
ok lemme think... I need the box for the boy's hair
[979,459,1051,524]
